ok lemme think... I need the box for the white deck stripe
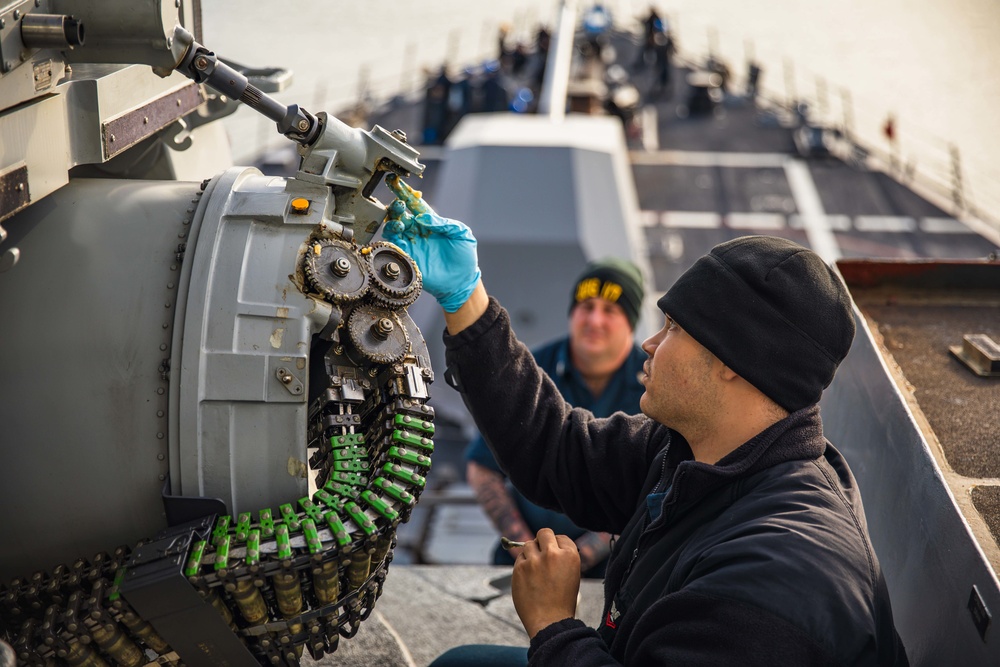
[638,210,661,227]
[783,158,841,262]
[374,612,418,667]
[855,216,916,232]
[661,211,722,228]
[642,210,974,237]
[630,150,789,168]
[788,214,852,231]
[920,217,975,234]
[726,213,786,230]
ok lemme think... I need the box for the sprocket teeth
[365,242,422,308]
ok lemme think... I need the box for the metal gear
[366,242,422,308]
[347,304,410,364]
[304,239,370,304]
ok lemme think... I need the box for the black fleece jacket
[443,298,908,667]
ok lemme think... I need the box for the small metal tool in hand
[500,536,526,550]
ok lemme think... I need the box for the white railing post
[537,0,579,121]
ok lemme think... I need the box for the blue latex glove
[383,175,481,312]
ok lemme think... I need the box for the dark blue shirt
[465,335,647,572]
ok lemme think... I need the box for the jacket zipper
[619,451,673,581]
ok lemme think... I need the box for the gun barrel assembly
[0,2,431,665]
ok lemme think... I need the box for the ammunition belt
[1,238,435,666]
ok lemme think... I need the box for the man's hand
[383,175,481,313]
[511,528,581,638]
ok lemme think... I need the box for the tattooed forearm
[466,461,534,543]
[574,531,612,572]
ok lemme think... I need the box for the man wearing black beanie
[383,180,908,667]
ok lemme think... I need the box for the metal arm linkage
[171,26,320,145]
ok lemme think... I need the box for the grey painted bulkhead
[822,308,1000,665]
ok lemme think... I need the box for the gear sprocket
[346,304,410,364]
[304,239,370,304]
[366,242,422,308]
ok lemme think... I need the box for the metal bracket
[161,117,193,152]
[951,334,1000,377]
[968,584,992,642]
[0,163,30,223]
[161,475,228,527]
[319,303,344,342]
[102,83,204,159]
[121,516,260,666]
[275,366,304,396]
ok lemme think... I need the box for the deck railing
[237,7,1000,245]
[659,17,1000,244]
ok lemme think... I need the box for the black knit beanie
[656,236,855,412]
[569,257,645,330]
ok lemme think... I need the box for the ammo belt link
[0,368,436,666]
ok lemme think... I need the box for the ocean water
[202,0,1000,221]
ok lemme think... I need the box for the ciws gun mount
[1,7,435,667]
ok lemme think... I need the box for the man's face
[639,313,721,432]
[568,298,634,365]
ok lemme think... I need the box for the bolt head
[383,261,401,279]
[332,256,351,276]
[297,119,310,131]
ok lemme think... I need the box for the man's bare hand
[511,528,581,638]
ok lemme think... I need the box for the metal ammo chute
[0,2,435,665]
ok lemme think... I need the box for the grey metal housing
[0,178,198,578]
[0,168,339,580]
[171,167,333,512]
